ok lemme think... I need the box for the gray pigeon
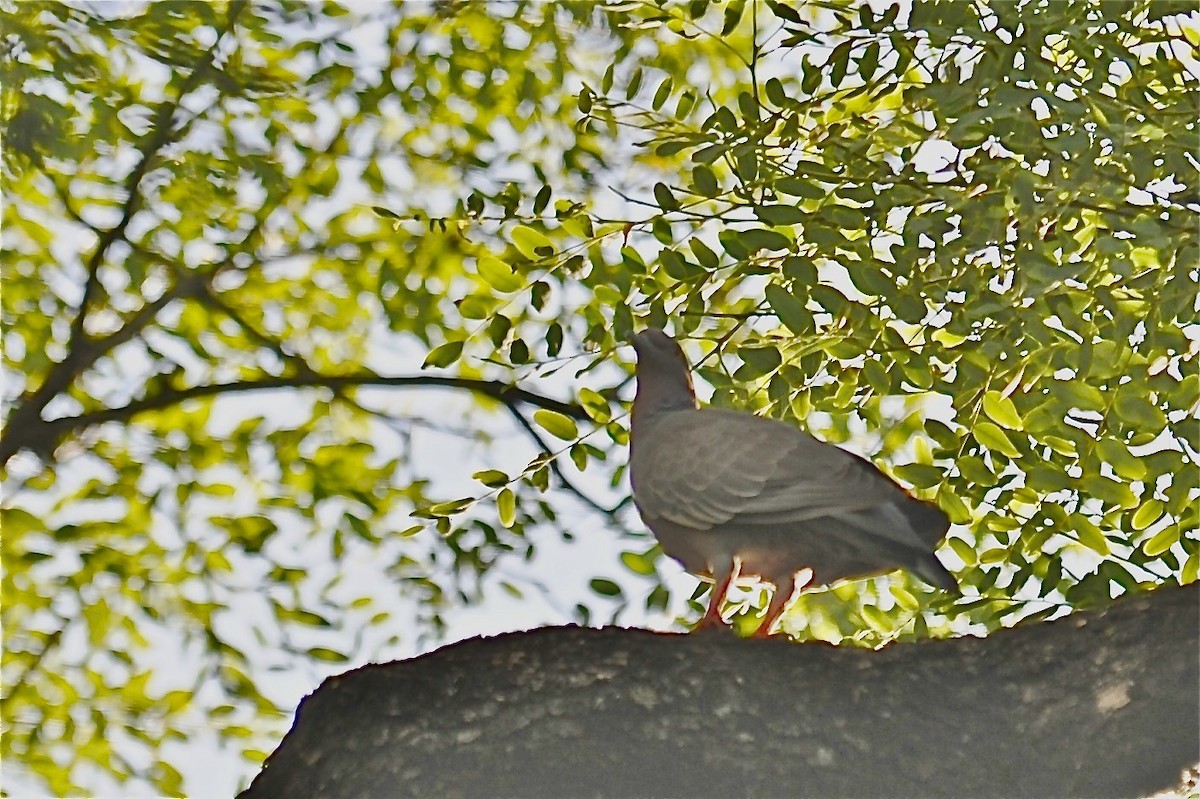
[628,329,957,637]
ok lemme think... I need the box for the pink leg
[751,571,812,638]
[693,558,740,631]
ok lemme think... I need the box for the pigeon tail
[911,552,960,594]
[893,498,958,593]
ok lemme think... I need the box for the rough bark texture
[243,584,1198,799]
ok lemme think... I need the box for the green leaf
[421,497,474,518]
[534,409,579,440]
[721,0,745,35]
[858,41,880,81]
[653,182,679,212]
[764,77,787,107]
[973,421,1020,457]
[828,40,853,86]
[691,165,719,196]
[689,238,720,269]
[892,463,944,489]
[626,67,643,99]
[979,547,1008,565]
[1040,435,1078,457]
[820,203,867,229]
[765,284,813,336]
[1084,475,1137,508]
[660,250,704,281]
[457,294,494,319]
[1053,380,1106,412]
[1184,552,1200,584]
[737,345,782,376]
[982,391,1023,430]
[776,177,825,199]
[590,578,622,597]
[693,143,727,163]
[847,265,894,297]
[766,0,802,23]
[937,488,971,524]
[783,255,817,284]
[579,388,611,423]
[509,337,530,364]
[371,205,403,220]
[946,536,977,566]
[511,225,553,259]
[889,584,919,611]
[472,469,510,488]
[306,647,350,663]
[532,185,551,214]
[1131,499,1164,531]
[1096,438,1147,480]
[569,442,588,471]
[1069,515,1111,556]
[738,228,792,253]
[546,322,563,356]
[651,76,673,110]
[423,341,463,369]
[497,488,517,528]
[1113,392,1167,430]
[477,256,523,293]
[754,204,805,225]
[620,551,657,576]
[1142,526,1179,557]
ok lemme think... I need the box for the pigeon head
[631,329,697,418]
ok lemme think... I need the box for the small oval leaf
[497,488,517,528]
[423,341,464,369]
[973,421,1020,457]
[982,391,1023,430]
[477,256,523,293]
[511,225,553,260]
[534,409,579,440]
[1131,499,1164,531]
[472,469,510,488]
[590,578,622,597]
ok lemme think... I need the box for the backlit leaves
[3,1,1196,795]
[532,408,578,442]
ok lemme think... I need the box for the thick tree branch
[242,583,1198,799]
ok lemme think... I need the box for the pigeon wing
[631,408,898,531]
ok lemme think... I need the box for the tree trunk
[242,583,1198,799]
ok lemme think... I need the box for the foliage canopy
[2,0,1196,794]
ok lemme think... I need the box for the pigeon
[628,329,957,637]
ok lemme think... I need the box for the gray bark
[242,583,1198,799]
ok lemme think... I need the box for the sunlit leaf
[982,391,1023,430]
[423,341,464,369]
[477,256,524,293]
[497,488,517,528]
[973,422,1020,457]
[533,409,579,440]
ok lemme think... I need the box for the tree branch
[503,404,621,518]
[7,374,590,468]
[240,583,1199,799]
[1,1,248,463]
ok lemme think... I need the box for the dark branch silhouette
[2,373,591,468]
[1,1,249,465]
